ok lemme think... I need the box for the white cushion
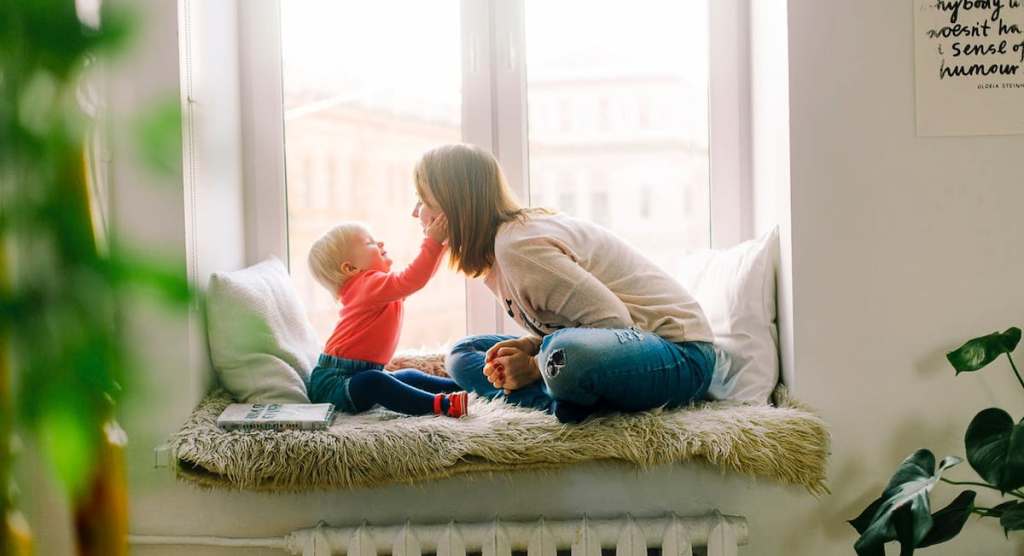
[677,228,779,404]
[206,259,321,403]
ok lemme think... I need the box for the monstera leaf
[850,492,976,555]
[965,408,1024,493]
[917,490,977,547]
[849,450,966,556]
[999,502,1024,535]
[947,328,1021,374]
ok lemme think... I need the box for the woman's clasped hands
[483,335,543,394]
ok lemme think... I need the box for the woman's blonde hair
[415,144,543,277]
[307,222,369,296]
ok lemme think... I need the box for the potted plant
[849,327,1024,555]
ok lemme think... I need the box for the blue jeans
[309,354,460,415]
[446,329,716,423]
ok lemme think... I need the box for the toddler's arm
[357,217,447,303]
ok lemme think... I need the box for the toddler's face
[347,230,391,273]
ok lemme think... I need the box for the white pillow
[677,228,779,405]
[206,259,321,403]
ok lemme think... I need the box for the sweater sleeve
[502,238,634,330]
[355,237,446,304]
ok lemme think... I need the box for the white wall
[102,0,206,462]
[102,0,214,553]
[780,0,1024,553]
[119,0,249,551]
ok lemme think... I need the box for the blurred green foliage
[134,97,184,177]
[1,0,192,517]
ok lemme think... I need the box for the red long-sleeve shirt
[323,237,445,364]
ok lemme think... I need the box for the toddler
[306,215,468,417]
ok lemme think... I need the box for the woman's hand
[484,336,542,393]
[425,214,448,244]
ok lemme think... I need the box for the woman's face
[412,187,442,229]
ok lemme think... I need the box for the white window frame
[238,0,288,266]
[460,0,505,336]
[708,0,753,247]
[237,0,752,337]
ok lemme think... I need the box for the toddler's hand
[425,214,448,244]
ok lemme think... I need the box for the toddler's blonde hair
[307,222,370,297]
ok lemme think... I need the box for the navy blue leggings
[348,369,460,414]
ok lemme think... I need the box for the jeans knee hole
[546,349,567,378]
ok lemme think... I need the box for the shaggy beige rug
[171,353,829,495]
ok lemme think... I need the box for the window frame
[238,0,289,266]
[237,0,752,338]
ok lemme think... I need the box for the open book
[216,403,335,431]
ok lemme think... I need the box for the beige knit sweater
[482,213,714,344]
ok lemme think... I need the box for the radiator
[130,512,748,556]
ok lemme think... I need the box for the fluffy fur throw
[171,354,829,494]
[384,351,449,377]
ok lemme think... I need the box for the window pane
[525,0,711,271]
[281,0,464,350]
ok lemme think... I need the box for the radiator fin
[660,516,693,556]
[615,516,647,556]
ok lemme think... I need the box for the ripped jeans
[446,328,716,423]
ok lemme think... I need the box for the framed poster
[915,0,1024,136]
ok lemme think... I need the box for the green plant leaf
[92,2,136,55]
[850,496,886,535]
[106,248,193,306]
[38,399,99,498]
[947,327,1021,374]
[850,450,961,556]
[965,408,1024,492]
[917,490,976,548]
[986,500,1019,518]
[999,502,1024,536]
[848,498,890,556]
[132,98,182,176]
[892,505,918,556]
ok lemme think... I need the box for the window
[240,0,750,343]
[280,0,465,348]
[524,0,710,270]
[558,190,578,216]
[640,186,653,219]
[591,190,610,226]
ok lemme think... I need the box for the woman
[412,144,717,423]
